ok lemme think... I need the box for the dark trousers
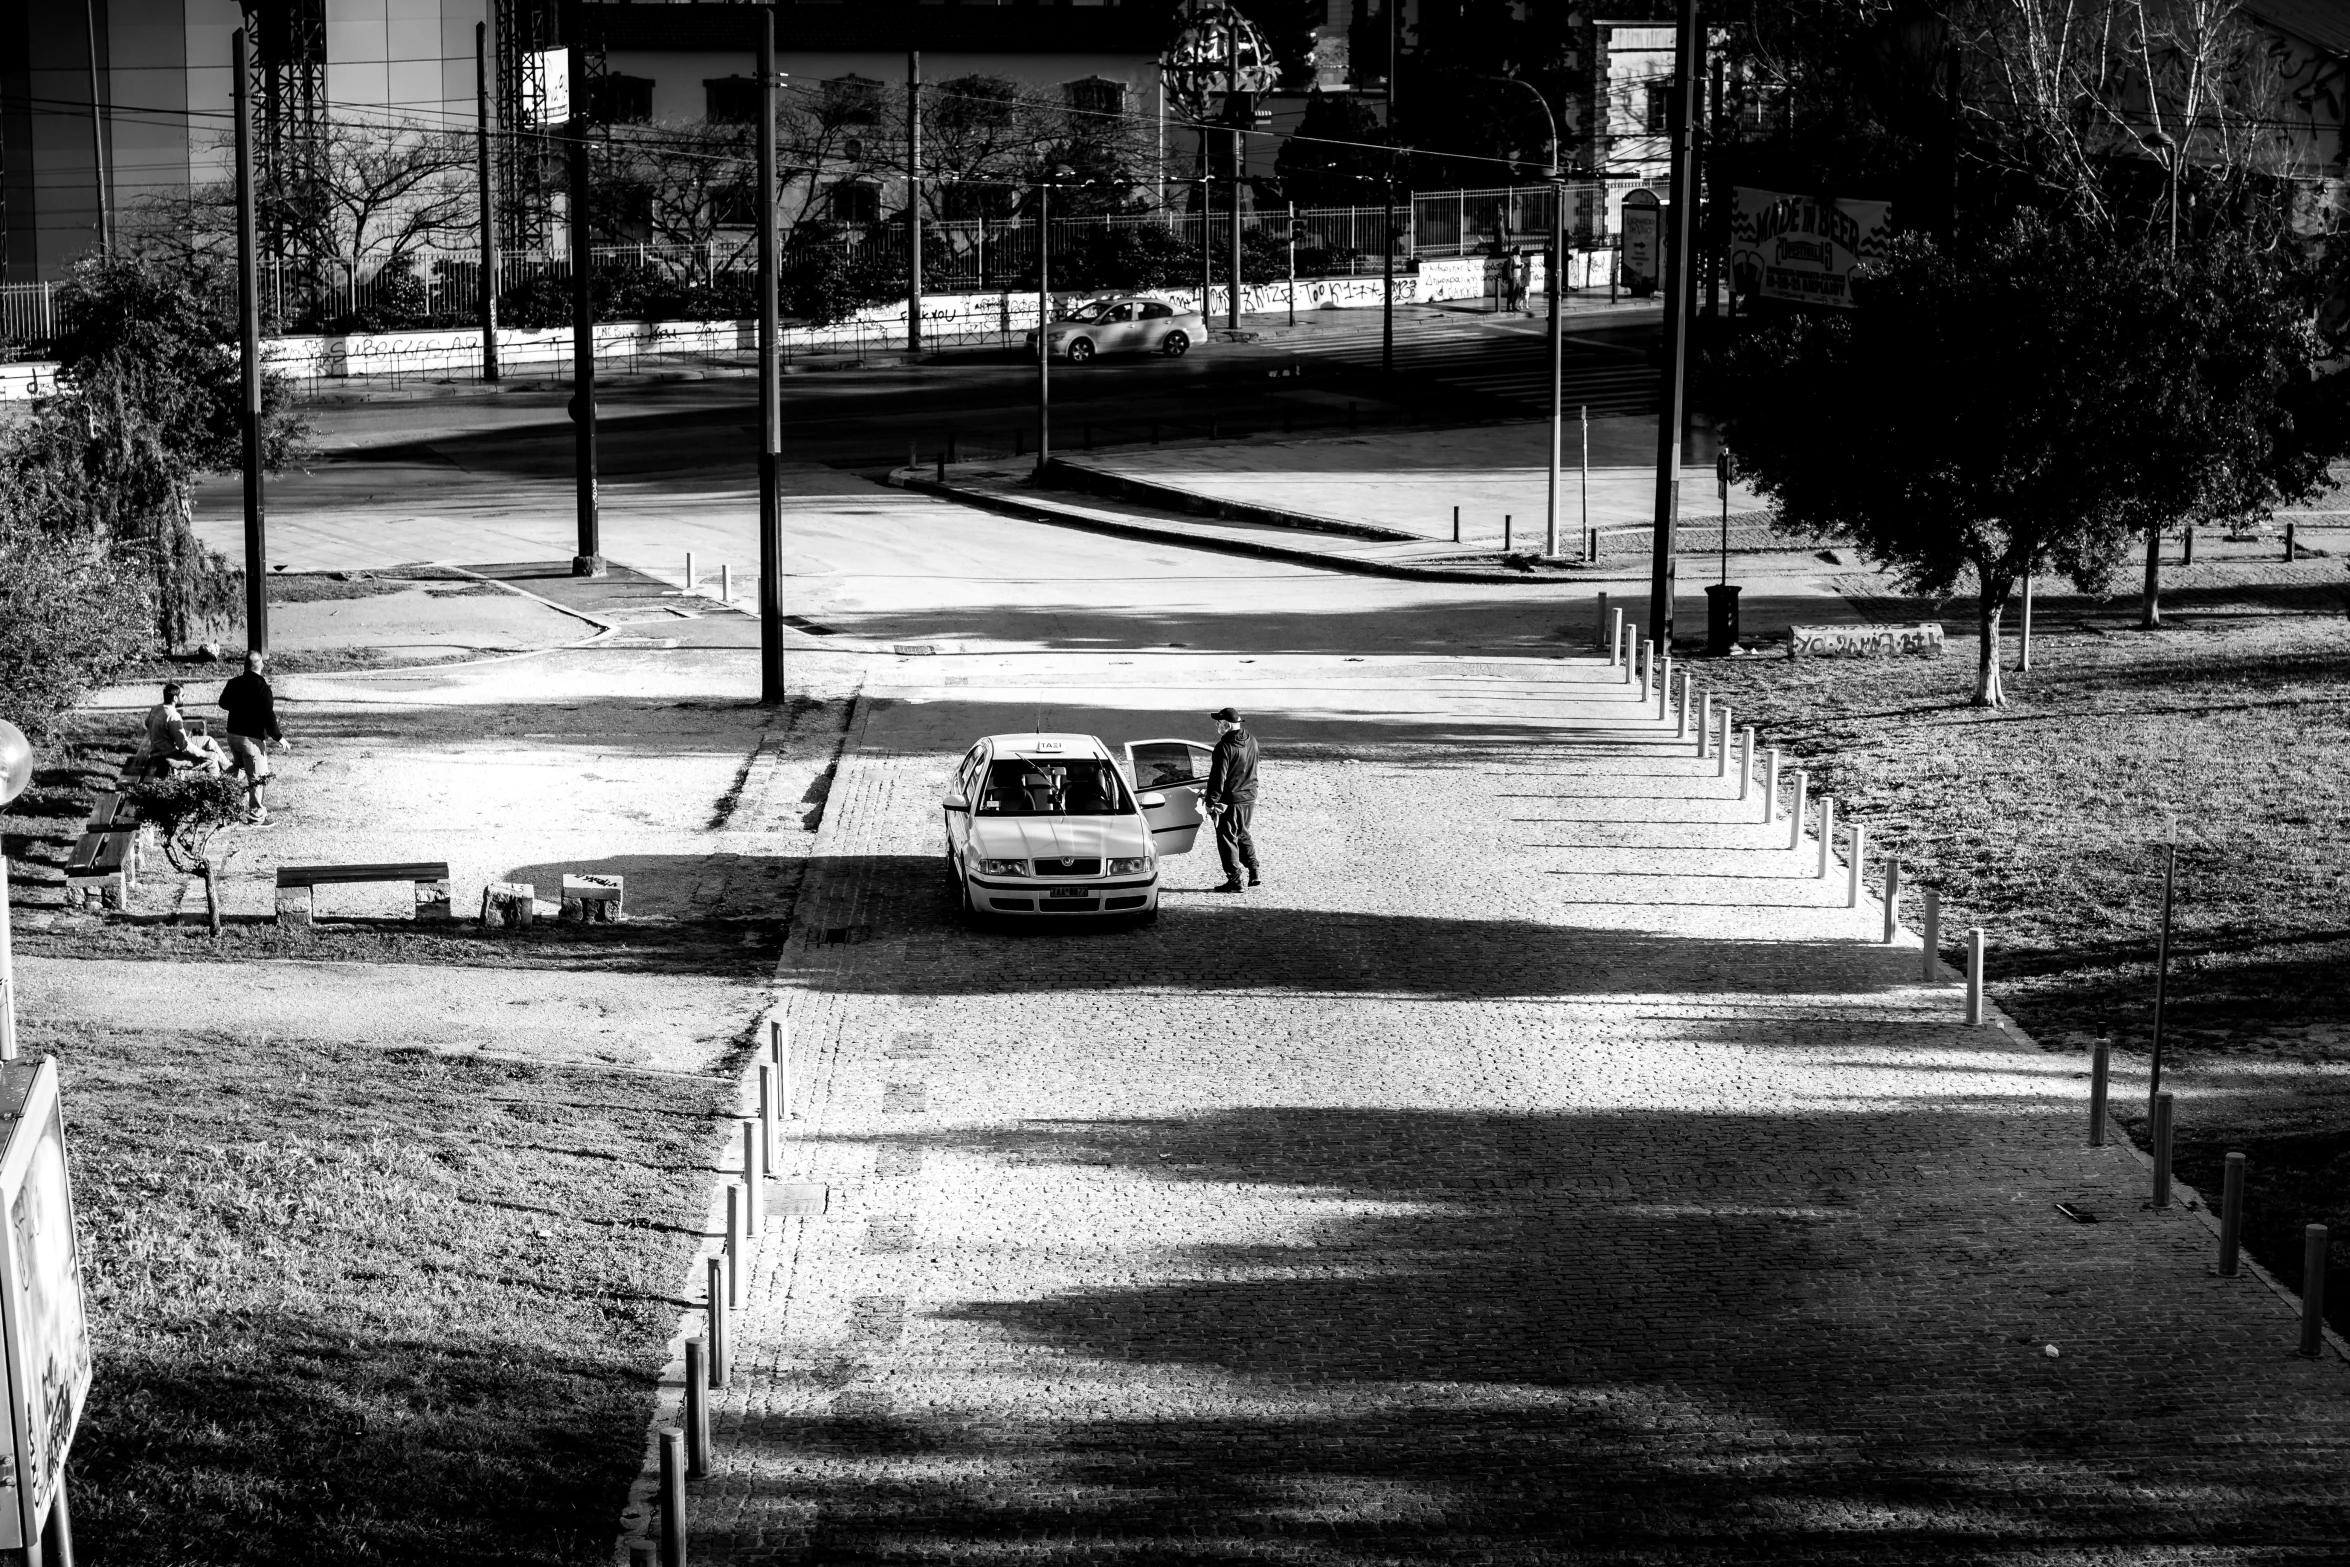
[1214,802,1257,882]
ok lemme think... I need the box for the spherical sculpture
[1162,0,1282,120]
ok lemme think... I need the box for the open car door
[1124,738,1216,855]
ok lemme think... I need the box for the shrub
[0,529,152,744]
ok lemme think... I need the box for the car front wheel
[1067,337,1096,364]
[1161,330,1190,358]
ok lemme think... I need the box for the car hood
[971,815,1148,860]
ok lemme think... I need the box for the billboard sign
[0,1059,90,1549]
[526,48,571,126]
[1731,189,1892,308]
[1619,188,1661,297]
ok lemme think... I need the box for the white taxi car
[1023,295,1204,362]
[942,732,1216,924]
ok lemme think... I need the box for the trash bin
[1706,583,1742,655]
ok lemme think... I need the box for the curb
[889,471,1583,586]
[1037,455,1418,541]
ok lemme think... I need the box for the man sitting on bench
[129,683,227,779]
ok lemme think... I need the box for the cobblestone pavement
[646,652,2350,1564]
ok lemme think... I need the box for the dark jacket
[219,672,283,742]
[1204,727,1258,808]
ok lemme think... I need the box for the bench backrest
[276,862,452,889]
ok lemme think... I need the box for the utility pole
[563,0,602,576]
[233,28,268,656]
[1706,53,1723,322]
[1198,161,1212,325]
[758,10,784,703]
[1036,180,1052,477]
[1226,48,1245,334]
[1647,0,1701,647]
[906,50,922,355]
[1381,0,1397,374]
[476,22,500,383]
[86,0,110,253]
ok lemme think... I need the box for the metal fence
[0,182,1617,357]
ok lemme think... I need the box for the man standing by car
[1202,706,1260,893]
[219,650,290,823]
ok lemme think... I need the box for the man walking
[218,650,289,823]
[1202,706,1259,893]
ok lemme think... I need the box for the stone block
[479,880,535,928]
[414,878,453,922]
[275,884,312,926]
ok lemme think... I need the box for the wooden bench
[275,862,452,926]
[62,831,136,910]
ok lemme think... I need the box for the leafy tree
[1275,90,1393,206]
[1715,219,2349,706]
[125,772,246,935]
[0,527,151,744]
[1401,0,1579,187]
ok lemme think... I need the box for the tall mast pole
[563,0,602,576]
[233,28,268,655]
[477,22,500,383]
[1646,0,1701,646]
[906,50,922,355]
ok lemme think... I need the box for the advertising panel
[1731,189,1893,308]
[0,1060,90,1550]
[1620,189,1662,297]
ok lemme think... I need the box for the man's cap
[1209,707,1242,723]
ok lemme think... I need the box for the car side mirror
[1137,792,1166,807]
[942,793,969,812]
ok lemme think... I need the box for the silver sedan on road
[1025,295,1203,362]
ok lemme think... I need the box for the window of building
[1643,82,1670,133]
[710,184,757,228]
[828,181,881,225]
[705,76,758,125]
[590,74,654,125]
[1065,77,1126,118]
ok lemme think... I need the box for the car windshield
[976,758,1132,816]
[1061,299,1117,323]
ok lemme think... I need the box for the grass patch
[37,1020,727,1564]
[1702,609,2350,1328]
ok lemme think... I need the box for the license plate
[1047,887,1091,898]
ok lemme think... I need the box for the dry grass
[39,1019,729,1564]
[1703,603,2350,1326]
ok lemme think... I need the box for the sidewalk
[652,650,2350,1561]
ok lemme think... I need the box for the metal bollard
[1597,593,1610,650]
[2151,1091,2174,1207]
[725,1184,745,1309]
[1761,747,1780,821]
[1847,823,1866,908]
[1621,623,1635,683]
[2302,1225,2329,1356]
[706,1257,728,1387]
[758,1062,780,1177]
[1639,641,1654,701]
[2286,521,2297,563]
[741,1122,763,1236]
[1882,856,1901,943]
[935,452,945,483]
[720,564,732,604]
[2088,1030,2110,1146]
[1739,727,1755,798]
[659,1428,688,1567]
[1454,506,1462,544]
[771,1018,790,1117]
[1922,889,1941,981]
[1787,770,1808,850]
[1606,605,1622,663]
[1696,692,1710,755]
[684,551,697,594]
[1816,796,1835,878]
[1677,673,1692,738]
[1965,928,1986,1023]
[2219,1152,2245,1275]
[1504,513,1513,551]
[1658,654,1673,720]
[1715,705,1732,776]
[685,1338,712,1478]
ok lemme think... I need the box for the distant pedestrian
[218,650,290,823]
[1511,248,1533,314]
[1202,706,1260,893]
[130,683,226,778]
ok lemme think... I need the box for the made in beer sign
[1731,189,1892,309]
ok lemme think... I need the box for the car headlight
[1107,856,1148,875]
[976,858,1027,876]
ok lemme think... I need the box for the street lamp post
[0,720,30,1063]
[1487,74,1565,558]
